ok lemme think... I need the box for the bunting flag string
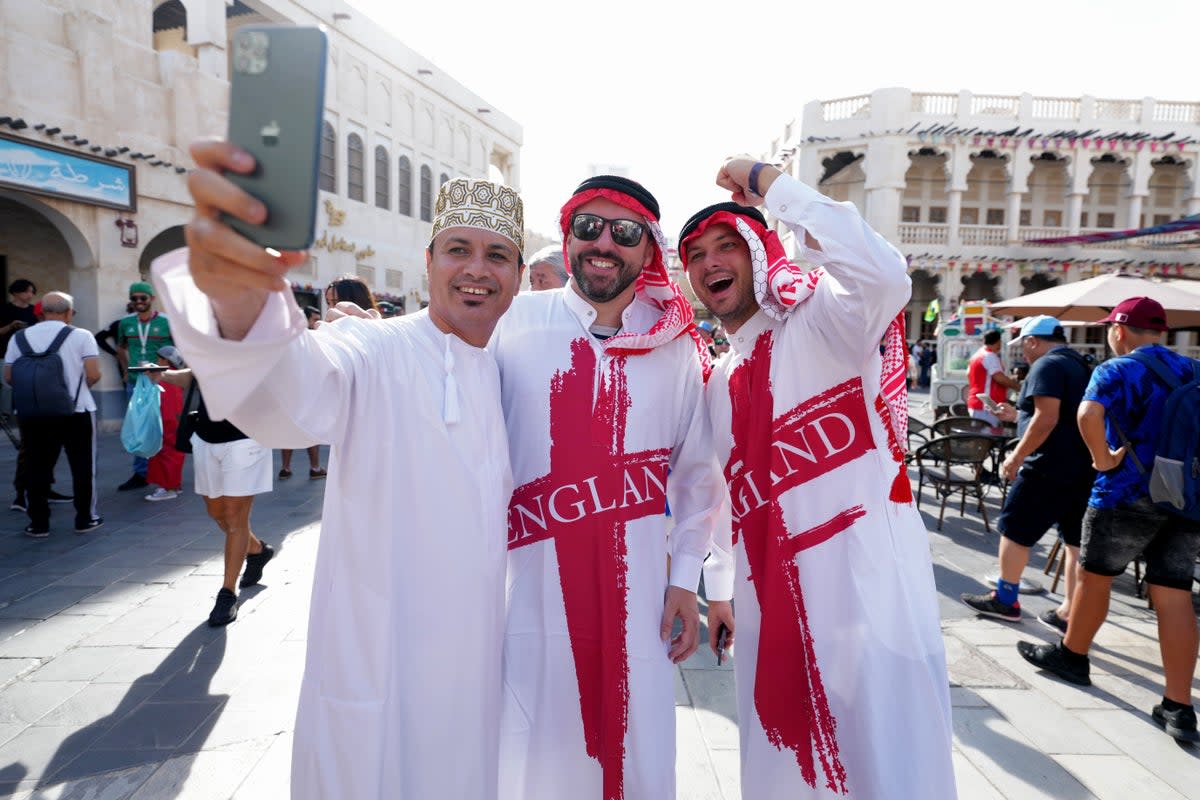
[901,253,1196,278]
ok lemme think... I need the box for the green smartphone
[224,24,327,251]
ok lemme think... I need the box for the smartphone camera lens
[234,31,269,75]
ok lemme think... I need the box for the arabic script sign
[0,133,136,211]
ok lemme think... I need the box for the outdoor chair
[906,416,932,463]
[994,437,1019,505]
[1043,533,1067,594]
[1045,536,1152,609]
[930,416,999,437]
[912,434,996,533]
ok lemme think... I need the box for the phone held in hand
[224,25,327,251]
[976,393,1002,414]
[716,624,729,666]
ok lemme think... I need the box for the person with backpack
[2,292,102,537]
[961,316,1095,629]
[1018,296,1200,744]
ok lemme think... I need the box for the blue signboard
[0,132,136,211]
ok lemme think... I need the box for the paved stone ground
[0,396,1196,798]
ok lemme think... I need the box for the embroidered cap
[1098,296,1168,332]
[430,177,524,253]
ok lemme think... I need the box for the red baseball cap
[1098,296,1168,331]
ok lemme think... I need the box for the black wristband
[748,162,767,197]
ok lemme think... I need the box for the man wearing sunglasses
[115,282,174,491]
[490,175,723,800]
[679,157,955,799]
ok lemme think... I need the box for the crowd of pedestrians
[955,297,1200,744]
[5,160,1198,798]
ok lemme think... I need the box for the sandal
[309,468,327,480]
[278,468,293,479]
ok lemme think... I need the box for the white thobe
[703,179,957,799]
[490,287,724,800]
[153,252,511,800]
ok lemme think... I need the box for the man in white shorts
[175,359,274,626]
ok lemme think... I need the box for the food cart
[929,301,1009,418]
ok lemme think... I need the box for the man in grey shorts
[1017,297,1200,743]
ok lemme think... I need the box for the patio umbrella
[991,272,1200,328]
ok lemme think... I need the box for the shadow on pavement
[32,623,228,794]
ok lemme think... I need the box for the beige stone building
[0,0,521,422]
[762,88,1200,349]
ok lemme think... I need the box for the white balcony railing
[1094,98,1140,121]
[821,95,871,121]
[911,93,957,115]
[1030,97,1080,120]
[1018,226,1069,242]
[969,95,1020,117]
[898,223,949,245]
[1153,101,1200,124]
[960,225,1009,246]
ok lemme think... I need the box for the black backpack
[10,327,84,417]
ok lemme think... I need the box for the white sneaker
[145,488,180,502]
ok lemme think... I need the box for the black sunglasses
[129,294,151,302]
[570,213,646,248]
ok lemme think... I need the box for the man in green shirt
[116,281,174,490]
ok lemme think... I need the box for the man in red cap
[491,175,724,800]
[1018,296,1200,743]
[678,158,955,798]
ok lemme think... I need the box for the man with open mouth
[679,156,956,799]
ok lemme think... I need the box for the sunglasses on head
[570,213,646,248]
[130,294,151,302]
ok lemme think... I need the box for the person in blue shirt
[1018,296,1200,743]
[962,316,1094,628]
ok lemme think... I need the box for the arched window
[347,134,364,201]
[374,145,389,209]
[319,121,336,193]
[420,165,433,222]
[439,172,450,188]
[397,156,412,216]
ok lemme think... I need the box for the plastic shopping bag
[121,373,164,458]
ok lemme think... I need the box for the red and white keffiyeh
[681,208,911,501]
[559,188,711,380]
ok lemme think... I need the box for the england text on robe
[507,456,671,547]
[728,377,875,530]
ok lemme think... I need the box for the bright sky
[346,0,1198,243]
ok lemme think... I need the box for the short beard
[570,249,641,304]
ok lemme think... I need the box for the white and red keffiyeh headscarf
[560,176,711,379]
[680,202,912,502]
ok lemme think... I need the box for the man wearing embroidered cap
[491,175,723,800]
[152,136,525,798]
[678,157,955,799]
[962,315,1094,630]
[1018,296,1200,743]
[115,281,174,491]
